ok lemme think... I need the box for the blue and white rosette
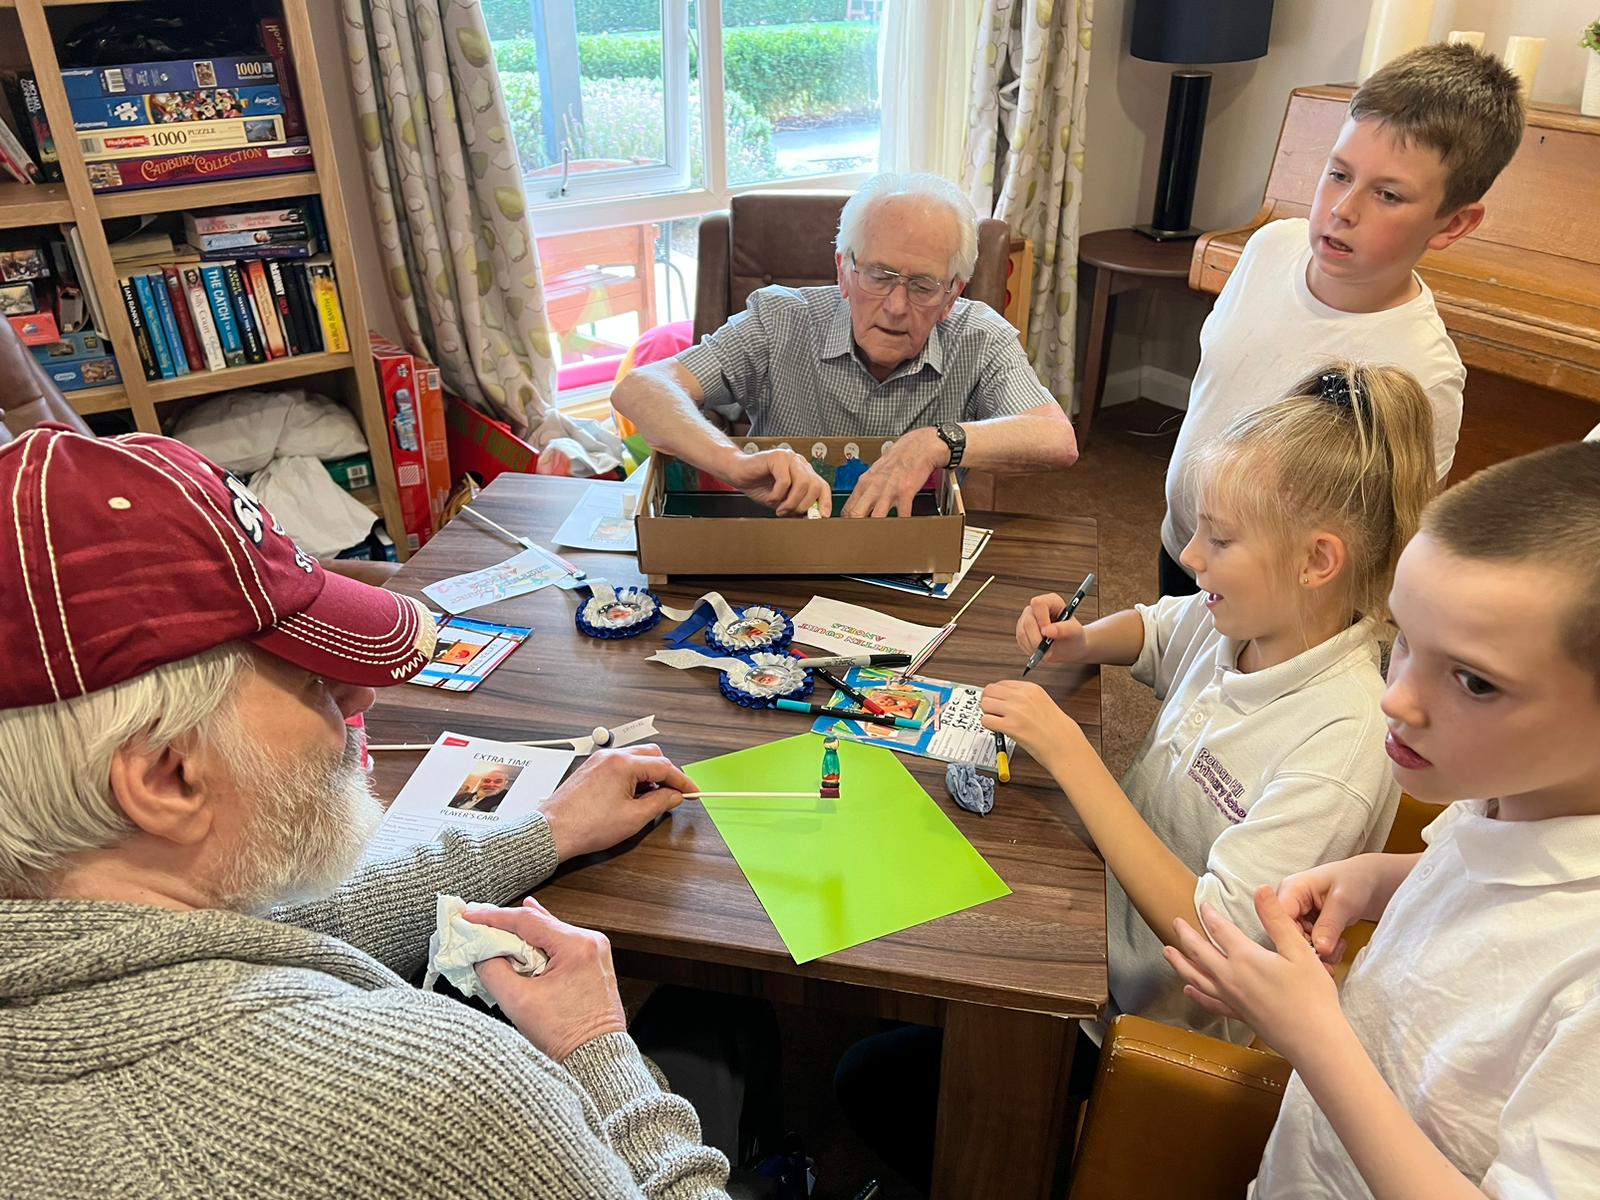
[574,581,663,640]
[718,651,813,709]
[705,603,794,656]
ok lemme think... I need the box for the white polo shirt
[1254,801,1600,1199]
[1106,592,1400,1044]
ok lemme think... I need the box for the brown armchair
[0,316,93,444]
[692,191,1011,344]
[1066,793,1446,1200]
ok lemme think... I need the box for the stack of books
[114,202,348,382]
[0,17,311,193]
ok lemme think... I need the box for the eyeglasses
[849,254,955,307]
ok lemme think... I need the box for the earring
[1300,574,1309,585]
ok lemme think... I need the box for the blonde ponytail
[1191,361,1435,625]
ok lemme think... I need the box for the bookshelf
[2,0,409,559]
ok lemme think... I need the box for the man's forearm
[960,406,1078,473]
[610,364,741,476]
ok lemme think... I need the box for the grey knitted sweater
[0,814,731,1198]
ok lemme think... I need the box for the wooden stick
[902,574,997,678]
[949,573,996,625]
[683,791,823,799]
[369,737,579,752]
[459,505,535,550]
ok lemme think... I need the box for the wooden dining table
[365,473,1108,1200]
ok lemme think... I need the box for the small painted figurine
[820,735,841,798]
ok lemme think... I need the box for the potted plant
[1583,18,1600,117]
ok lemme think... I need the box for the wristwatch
[934,422,966,469]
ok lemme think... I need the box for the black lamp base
[1140,70,1212,244]
[1132,223,1200,242]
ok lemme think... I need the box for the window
[486,2,883,394]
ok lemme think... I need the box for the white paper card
[364,731,575,863]
[791,596,945,658]
[552,477,645,553]
[422,547,569,614]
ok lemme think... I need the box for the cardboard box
[30,330,110,363]
[369,336,431,553]
[323,452,374,492]
[635,437,966,582]
[37,354,120,391]
[7,311,59,345]
[444,393,539,485]
[370,332,449,539]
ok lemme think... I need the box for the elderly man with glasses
[611,172,1078,519]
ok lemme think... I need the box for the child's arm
[1165,889,1488,1200]
[1016,594,1146,667]
[982,682,1202,944]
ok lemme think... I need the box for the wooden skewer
[903,573,996,677]
[459,505,535,550]
[368,737,580,752]
[683,791,823,799]
[949,573,996,624]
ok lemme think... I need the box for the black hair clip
[1317,370,1363,409]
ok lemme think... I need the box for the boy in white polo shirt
[1158,43,1525,597]
[1167,441,1600,1197]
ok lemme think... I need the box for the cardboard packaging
[635,437,966,584]
[444,393,539,485]
[369,335,429,554]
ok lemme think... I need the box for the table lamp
[1131,0,1276,240]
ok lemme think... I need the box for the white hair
[834,172,980,282]
[0,644,252,895]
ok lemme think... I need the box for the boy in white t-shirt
[1167,441,1600,1198]
[1159,43,1525,597]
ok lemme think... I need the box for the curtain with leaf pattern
[341,0,559,438]
[961,0,1093,408]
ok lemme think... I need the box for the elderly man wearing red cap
[0,426,733,1197]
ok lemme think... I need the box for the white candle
[1447,30,1484,49]
[1502,36,1545,94]
[1357,0,1436,82]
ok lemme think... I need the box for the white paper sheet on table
[363,732,575,864]
[552,475,646,553]
[790,596,945,658]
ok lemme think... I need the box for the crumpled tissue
[423,894,548,1006]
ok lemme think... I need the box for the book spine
[193,225,310,252]
[162,267,205,371]
[186,205,309,236]
[199,242,314,262]
[64,228,108,336]
[16,76,61,181]
[221,261,266,364]
[61,56,279,100]
[309,265,348,354]
[0,117,39,182]
[79,116,285,163]
[257,19,307,139]
[86,139,312,193]
[182,267,227,372]
[145,272,189,376]
[265,260,303,356]
[246,260,285,359]
[288,263,322,353]
[131,274,175,379]
[197,264,245,367]
[117,277,160,380]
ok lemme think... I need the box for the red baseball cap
[0,426,436,710]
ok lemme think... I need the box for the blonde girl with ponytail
[984,361,1435,1045]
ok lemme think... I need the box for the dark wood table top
[367,474,1107,1017]
[1079,227,1196,277]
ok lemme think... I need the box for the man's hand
[841,427,945,518]
[1163,887,1347,1060]
[465,897,628,1062]
[980,679,1086,766]
[1015,593,1091,665]
[722,447,831,516]
[539,744,696,860]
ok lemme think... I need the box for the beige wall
[309,2,405,344]
[1080,0,1596,408]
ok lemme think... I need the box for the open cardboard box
[635,437,966,584]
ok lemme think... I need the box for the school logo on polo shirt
[1188,746,1247,823]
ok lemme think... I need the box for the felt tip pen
[773,699,922,729]
[1022,571,1097,677]
[791,652,914,671]
[993,729,1011,783]
[813,667,888,715]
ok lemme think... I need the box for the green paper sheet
[687,735,1011,963]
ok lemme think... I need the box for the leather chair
[1064,793,1446,1200]
[0,316,93,444]
[692,191,1012,344]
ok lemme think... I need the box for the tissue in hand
[423,893,549,1006]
